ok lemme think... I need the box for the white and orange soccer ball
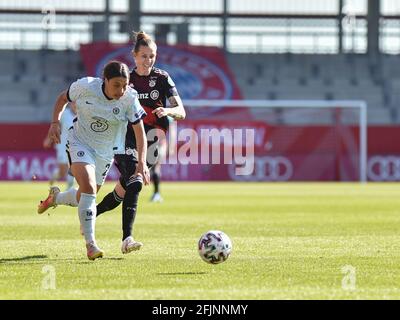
[198,230,232,264]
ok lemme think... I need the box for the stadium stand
[2,49,396,124]
[0,49,85,122]
[227,53,398,124]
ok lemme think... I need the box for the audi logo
[368,156,400,181]
[229,156,293,181]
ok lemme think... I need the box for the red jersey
[131,67,177,130]
[124,67,178,150]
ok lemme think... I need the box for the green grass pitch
[1,181,400,299]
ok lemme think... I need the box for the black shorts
[114,139,159,190]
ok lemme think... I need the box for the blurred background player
[149,135,165,203]
[42,102,76,190]
[149,115,176,203]
[96,31,186,254]
[37,61,149,260]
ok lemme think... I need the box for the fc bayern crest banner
[79,42,243,101]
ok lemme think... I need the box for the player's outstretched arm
[132,120,150,185]
[48,90,69,144]
[152,95,186,120]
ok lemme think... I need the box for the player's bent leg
[96,190,123,216]
[126,174,143,194]
[38,185,79,214]
[55,187,78,207]
[96,181,125,216]
[37,186,61,214]
[115,182,126,198]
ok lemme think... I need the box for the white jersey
[59,106,75,148]
[67,77,145,161]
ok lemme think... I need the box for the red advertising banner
[80,42,242,101]
[0,152,361,182]
[0,124,48,151]
[0,151,120,181]
[79,42,249,119]
[1,123,400,182]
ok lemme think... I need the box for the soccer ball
[198,230,232,264]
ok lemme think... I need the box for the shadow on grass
[157,272,208,276]
[0,255,48,264]
[74,257,124,264]
[1,255,125,265]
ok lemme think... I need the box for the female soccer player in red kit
[96,31,186,254]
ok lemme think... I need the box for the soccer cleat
[150,192,163,203]
[121,236,143,254]
[37,186,60,214]
[86,242,104,260]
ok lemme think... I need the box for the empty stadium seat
[0,50,400,124]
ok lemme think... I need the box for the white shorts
[66,137,113,186]
[55,143,68,164]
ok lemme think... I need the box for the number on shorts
[102,164,111,177]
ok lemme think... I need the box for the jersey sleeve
[126,90,147,125]
[67,77,91,102]
[164,73,179,98]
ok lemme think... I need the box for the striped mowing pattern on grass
[1,182,400,299]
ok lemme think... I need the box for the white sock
[56,188,78,207]
[66,174,74,190]
[78,193,97,244]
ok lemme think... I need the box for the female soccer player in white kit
[37,61,150,260]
